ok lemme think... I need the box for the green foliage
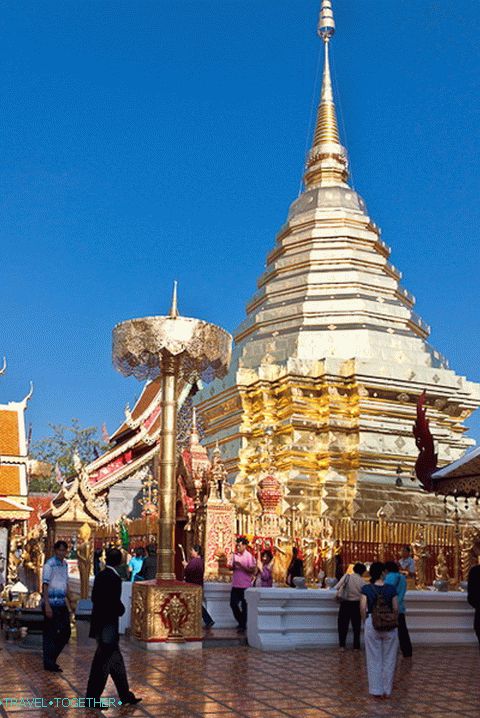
[29,418,107,492]
[28,475,58,493]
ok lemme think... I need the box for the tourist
[93,548,103,576]
[86,548,141,707]
[286,546,304,587]
[255,550,274,587]
[384,560,412,657]
[128,546,145,582]
[360,561,399,699]
[141,543,157,581]
[183,544,214,628]
[228,537,256,633]
[467,545,480,648]
[41,540,72,672]
[335,562,366,651]
[398,545,415,578]
[116,553,130,581]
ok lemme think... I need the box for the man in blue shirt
[385,560,412,657]
[42,540,72,672]
[398,545,416,578]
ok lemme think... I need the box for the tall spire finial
[303,1,349,189]
[169,280,179,318]
[317,0,335,41]
[190,406,200,446]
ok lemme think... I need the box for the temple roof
[28,493,55,530]
[430,447,480,498]
[0,496,31,520]
[42,468,108,523]
[109,378,162,442]
[79,372,193,494]
[0,465,23,495]
[0,409,20,455]
[433,447,480,481]
[0,368,32,521]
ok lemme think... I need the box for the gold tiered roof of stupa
[194,0,480,528]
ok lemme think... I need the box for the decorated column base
[131,580,203,650]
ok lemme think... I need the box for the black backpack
[371,586,398,632]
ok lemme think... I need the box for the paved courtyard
[0,637,478,718]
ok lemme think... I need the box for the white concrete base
[69,576,94,597]
[130,636,203,651]
[246,587,477,651]
[204,582,236,629]
[118,581,132,634]
[69,576,132,634]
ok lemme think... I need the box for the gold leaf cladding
[132,581,202,642]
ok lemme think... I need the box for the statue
[413,525,429,590]
[77,522,93,600]
[434,550,450,586]
[273,536,290,584]
[7,547,19,583]
[320,520,335,578]
[25,591,42,608]
[461,527,480,582]
[302,537,318,586]
[413,391,437,491]
[22,527,45,592]
[119,517,130,550]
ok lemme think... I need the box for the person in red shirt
[183,545,214,629]
[228,537,256,633]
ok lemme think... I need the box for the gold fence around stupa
[93,514,475,587]
[327,518,457,587]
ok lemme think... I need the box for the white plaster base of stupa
[245,587,477,651]
[204,582,237,629]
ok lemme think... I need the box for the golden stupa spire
[304,0,349,189]
[169,280,179,318]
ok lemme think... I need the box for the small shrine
[41,464,108,555]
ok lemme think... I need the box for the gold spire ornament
[317,0,335,40]
[169,280,179,319]
[304,0,348,188]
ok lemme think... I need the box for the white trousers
[364,616,399,696]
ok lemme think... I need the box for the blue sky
[1,0,479,445]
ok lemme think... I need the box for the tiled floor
[0,636,478,718]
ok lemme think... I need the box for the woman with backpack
[360,562,399,699]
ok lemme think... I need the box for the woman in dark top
[286,547,304,587]
[141,544,157,581]
[360,562,399,699]
[183,545,214,629]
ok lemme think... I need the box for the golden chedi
[194,0,480,534]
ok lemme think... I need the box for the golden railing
[94,516,157,549]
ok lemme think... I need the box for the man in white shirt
[42,540,72,672]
